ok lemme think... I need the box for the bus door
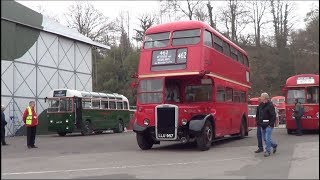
[74,97,82,128]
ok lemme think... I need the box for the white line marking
[2,156,251,176]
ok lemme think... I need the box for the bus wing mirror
[44,97,47,103]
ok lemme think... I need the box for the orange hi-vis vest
[26,106,33,125]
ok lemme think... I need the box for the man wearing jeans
[258,93,278,157]
[254,98,264,153]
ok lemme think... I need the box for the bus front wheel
[196,120,213,151]
[58,132,67,136]
[136,133,153,150]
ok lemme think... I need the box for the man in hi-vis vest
[23,101,38,148]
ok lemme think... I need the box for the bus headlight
[66,126,69,130]
[181,118,187,125]
[66,119,69,123]
[50,120,53,123]
[316,112,319,119]
[143,118,150,126]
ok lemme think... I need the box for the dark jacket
[1,111,7,127]
[256,101,276,129]
[255,102,263,126]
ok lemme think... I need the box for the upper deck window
[203,30,213,47]
[144,32,170,49]
[213,34,223,53]
[172,29,201,46]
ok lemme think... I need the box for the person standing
[254,98,264,153]
[23,101,38,148]
[258,93,278,157]
[1,105,9,146]
[293,99,303,136]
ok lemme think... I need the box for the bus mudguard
[189,114,214,133]
[133,121,147,133]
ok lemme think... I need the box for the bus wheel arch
[58,132,67,137]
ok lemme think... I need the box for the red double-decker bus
[271,96,286,124]
[282,74,319,134]
[133,20,251,151]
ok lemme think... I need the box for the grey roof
[42,17,110,49]
[2,0,110,49]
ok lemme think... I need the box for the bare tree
[65,1,117,44]
[206,0,216,29]
[160,0,202,20]
[36,4,60,23]
[270,0,294,50]
[248,1,270,47]
[133,13,158,43]
[220,0,250,43]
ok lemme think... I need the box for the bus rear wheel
[81,121,93,136]
[196,120,213,151]
[136,133,153,150]
[58,132,67,137]
[239,119,246,139]
[114,121,124,133]
[287,129,293,134]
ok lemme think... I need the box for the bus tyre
[287,129,293,134]
[239,119,246,139]
[58,132,67,137]
[196,120,213,151]
[114,121,124,133]
[81,121,93,136]
[136,133,153,150]
[95,130,103,134]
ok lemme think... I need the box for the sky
[17,1,319,44]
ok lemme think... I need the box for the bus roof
[145,20,247,55]
[47,89,128,101]
[285,74,319,87]
[271,96,285,100]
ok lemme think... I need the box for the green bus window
[124,102,128,110]
[109,101,116,109]
[117,102,123,109]
[102,101,109,109]
[92,100,100,109]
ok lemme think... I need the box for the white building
[1,1,109,136]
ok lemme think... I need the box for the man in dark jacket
[258,93,278,157]
[293,99,303,136]
[254,98,264,153]
[1,105,9,146]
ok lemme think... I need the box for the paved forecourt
[1,128,319,179]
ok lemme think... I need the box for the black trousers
[1,126,6,145]
[27,126,37,146]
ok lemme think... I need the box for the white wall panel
[37,31,58,68]
[76,73,91,91]
[59,38,74,71]
[14,63,36,97]
[75,42,91,73]
[37,66,58,98]
[59,70,75,89]
[1,61,14,96]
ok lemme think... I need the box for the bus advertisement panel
[282,74,319,134]
[45,89,133,136]
[133,20,251,151]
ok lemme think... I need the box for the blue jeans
[257,126,263,150]
[262,127,277,153]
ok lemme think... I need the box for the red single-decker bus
[282,74,319,134]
